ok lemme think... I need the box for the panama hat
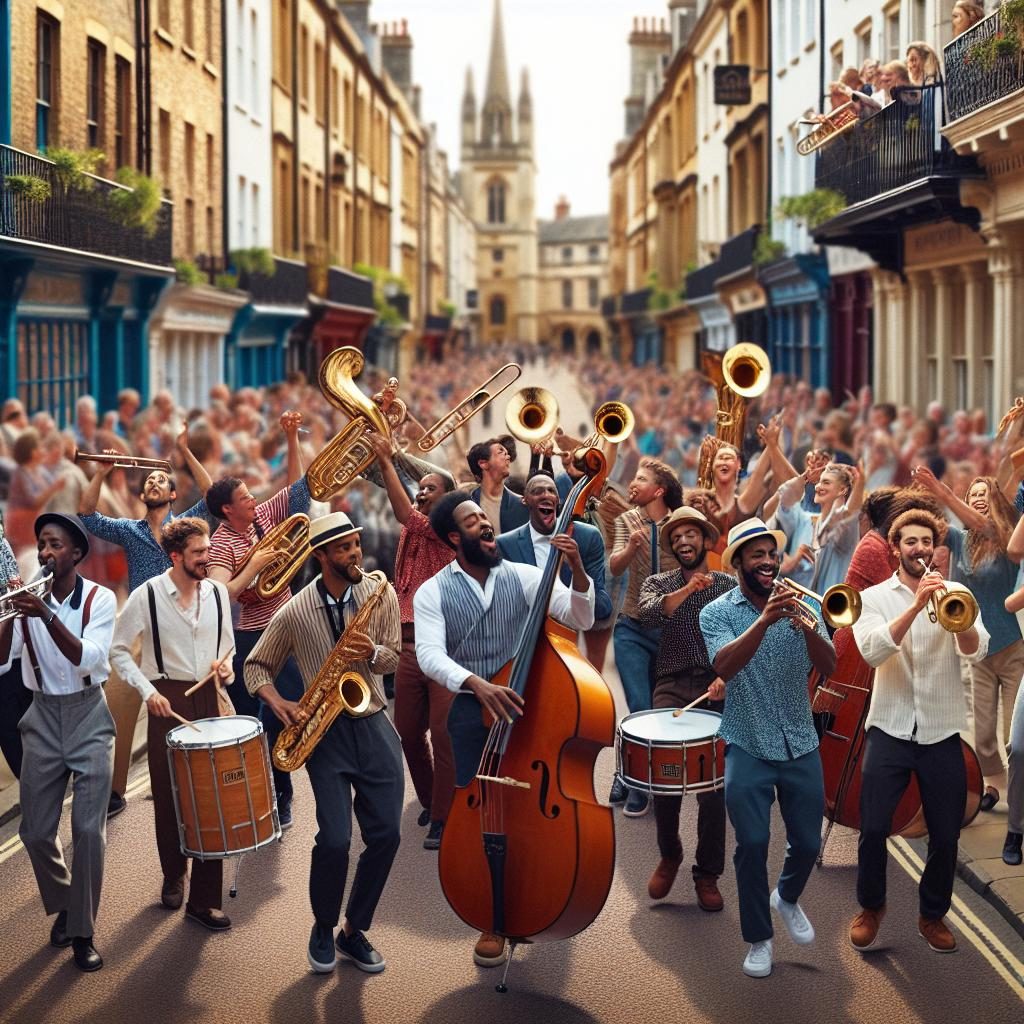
[720,517,787,573]
[308,511,362,551]
[659,506,720,558]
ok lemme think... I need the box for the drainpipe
[135,0,152,173]
[221,0,229,263]
[0,0,11,144]
[351,65,360,267]
[291,0,299,254]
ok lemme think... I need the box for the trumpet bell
[594,401,634,445]
[722,343,771,399]
[505,387,560,444]
[820,583,862,630]
[936,590,979,633]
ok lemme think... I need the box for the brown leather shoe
[647,856,682,900]
[161,876,185,910]
[694,875,724,912]
[185,905,232,931]
[919,915,956,952]
[473,931,506,967]
[849,905,886,951]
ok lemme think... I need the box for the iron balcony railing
[327,265,374,309]
[385,290,410,321]
[245,256,309,306]
[814,84,978,206]
[717,225,759,279]
[0,144,173,268]
[621,288,652,315]
[944,8,1024,123]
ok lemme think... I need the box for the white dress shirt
[528,524,553,568]
[852,573,989,744]
[414,560,595,693]
[110,573,234,701]
[1,575,116,694]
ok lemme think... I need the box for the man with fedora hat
[245,511,403,977]
[0,512,117,972]
[700,517,835,979]
[637,506,735,911]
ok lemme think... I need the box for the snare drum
[616,708,725,795]
[167,715,280,859]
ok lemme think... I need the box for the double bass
[437,447,616,990]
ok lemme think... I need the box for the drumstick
[672,690,711,718]
[169,709,201,732]
[184,650,235,697]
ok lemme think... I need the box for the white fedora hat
[308,511,362,551]
[720,517,787,573]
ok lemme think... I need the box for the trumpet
[0,573,55,623]
[504,387,560,444]
[416,364,522,452]
[773,577,862,630]
[232,513,311,600]
[917,559,979,633]
[74,450,173,472]
[797,100,859,155]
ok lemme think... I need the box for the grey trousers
[18,686,115,939]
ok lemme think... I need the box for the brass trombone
[917,559,979,633]
[415,364,522,452]
[504,387,560,444]
[75,450,173,473]
[772,577,863,630]
[796,101,859,155]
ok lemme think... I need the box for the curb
[957,844,1024,942]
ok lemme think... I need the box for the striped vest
[438,562,530,681]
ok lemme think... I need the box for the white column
[930,267,955,413]
[988,236,1024,416]
[883,273,907,408]
[871,269,890,403]
[961,261,987,412]
[905,271,928,413]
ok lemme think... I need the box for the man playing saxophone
[245,511,403,977]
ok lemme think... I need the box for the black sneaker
[278,802,293,831]
[307,923,337,974]
[335,929,385,973]
[608,776,628,805]
[106,792,127,819]
[423,820,444,850]
[416,807,431,827]
[623,789,650,817]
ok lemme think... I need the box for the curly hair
[887,508,947,550]
[963,476,1020,569]
[160,516,209,557]
[639,456,683,511]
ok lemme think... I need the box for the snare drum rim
[165,714,264,749]
[617,707,723,746]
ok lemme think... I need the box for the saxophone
[272,569,391,772]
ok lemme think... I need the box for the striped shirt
[243,571,401,716]
[208,478,311,631]
[611,507,667,619]
[853,573,990,745]
[394,508,455,623]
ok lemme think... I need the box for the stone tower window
[490,295,507,325]
[487,180,507,224]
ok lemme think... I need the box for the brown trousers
[651,667,727,878]
[393,625,456,823]
[107,637,145,796]
[147,678,223,911]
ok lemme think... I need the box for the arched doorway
[585,330,601,355]
[560,327,575,354]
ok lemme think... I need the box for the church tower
[460,0,539,344]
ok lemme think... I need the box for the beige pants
[106,636,143,798]
[970,638,1024,778]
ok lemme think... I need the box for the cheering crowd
[1,341,1023,980]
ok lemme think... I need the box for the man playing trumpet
[245,512,403,977]
[850,509,988,955]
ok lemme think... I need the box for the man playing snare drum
[110,517,235,931]
[636,507,734,912]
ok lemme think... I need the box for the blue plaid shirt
[700,586,831,761]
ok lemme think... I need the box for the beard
[902,554,928,578]
[740,562,778,598]
[184,561,209,581]
[143,494,171,510]
[674,548,705,571]
[462,533,502,569]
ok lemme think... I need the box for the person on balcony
[951,0,985,37]
[906,42,941,86]
[859,58,881,96]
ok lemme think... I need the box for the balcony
[812,84,984,273]
[245,256,309,307]
[385,290,411,322]
[944,9,1024,123]
[685,261,720,300]
[621,288,652,316]
[0,144,173,270]
[327,266,374,310]
[716,225,759,281]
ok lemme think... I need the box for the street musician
[245,511,402,977]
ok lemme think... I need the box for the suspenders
[146,580,224,680]
[21,585,98,692]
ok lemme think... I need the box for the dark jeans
[0,660,30,778]
[724,744,824,943]
[857,728,965,920]
[651,669,726,878]
[305,710,404,931]
[230,628,304,809]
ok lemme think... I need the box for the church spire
[481,0,513,147]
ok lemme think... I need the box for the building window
[487,180,506,224]
[157,0,171,32]
[561,246,573,264]
[588,244,600,262]
[36,13,59,152]
[562,280,573,309]
[884,4,900,61]
[237,175,246,248]
[250,10,259,114]
[489,295,506,326]
[588,278,599,308]
[185,122,196,190]
[856,20,873,66]
[206,133,215,198]
[236,0,246,105]
[830,42,843,81]
[184,0,196,51]
[158,109,171,186]
[86,39,106,151]
[330,67,339,131]
[493,247,504,262]
[911,0,927,40]
[299,25,309,104]
[114,57,131,168]
[185,198,196,255]
[205,0,214,61]
[274,0,291,88]
[314,42,325,122]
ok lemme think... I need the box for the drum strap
[147,581,224,677]
[21,584,97,692]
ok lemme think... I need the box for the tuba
[232,513,311,600]
[306,348,393,501]
[272,569,390,772]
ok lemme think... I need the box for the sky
[370,0,657,220]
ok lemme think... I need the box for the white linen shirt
[1,575,115,694]
[414,560,595,693]
[528,524,554,569]
[852,573,989,744]
[110,573,235,702]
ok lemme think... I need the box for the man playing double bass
[413,492,595,968]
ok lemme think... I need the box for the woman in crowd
[906,41,941,85]
[951,0,985,37]
[5,428,65,559]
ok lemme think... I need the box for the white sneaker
[770,888,815,945]
[742,939,773,978]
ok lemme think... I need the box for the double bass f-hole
[531,760,560,819]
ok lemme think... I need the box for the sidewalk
[956,798,1024,938]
